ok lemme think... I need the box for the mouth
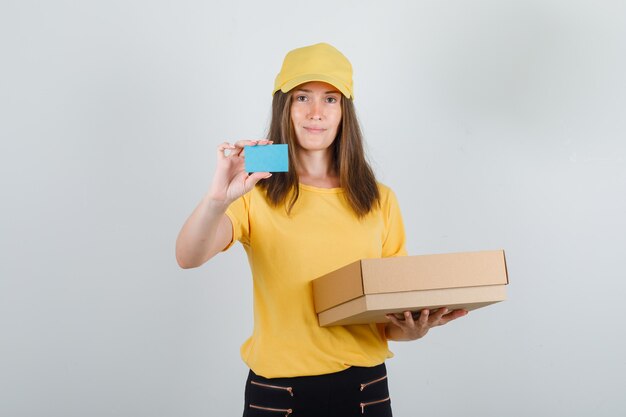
[303,126,326,133]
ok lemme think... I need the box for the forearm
[175,194,231,268]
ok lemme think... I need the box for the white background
[1,1,625,416]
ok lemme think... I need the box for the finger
[386,314,404,328]
[229,140,259,157]
[431,307,449,324]
[402,311,415,327]
[233,139,261,148]
[418,309,430,326]
[217,142,236,158]
[439,309,468,325]
[244,172,272,191]
[217,141,233,151]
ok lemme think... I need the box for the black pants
[242,362,392,417]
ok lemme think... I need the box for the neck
[295,148,339,188]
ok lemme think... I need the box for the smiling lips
[303,126,326,133]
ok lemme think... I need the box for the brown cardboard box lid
[312,250,508,314]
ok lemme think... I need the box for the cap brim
[276,73,352,99]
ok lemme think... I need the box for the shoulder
[376,182,398,201]
[243,185,269,204]
[375,182,403,214]
[376,181,393,194]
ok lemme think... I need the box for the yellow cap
[273,43,353,99]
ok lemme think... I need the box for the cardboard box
[312,250,508,327]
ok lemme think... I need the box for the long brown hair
[257,90,380,217]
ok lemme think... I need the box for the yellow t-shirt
[225,182,407,378]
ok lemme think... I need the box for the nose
[308,100,322,120]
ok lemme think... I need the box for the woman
[176,43,467,417]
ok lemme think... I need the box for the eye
[326,96,338,103]
[295,95,308,102]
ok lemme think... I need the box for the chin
[297,142,333,152]
[296,136,335,151]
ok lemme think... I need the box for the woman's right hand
[176,139,273,268]
[208,139,273,206]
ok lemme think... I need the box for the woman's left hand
[384,308,468,341]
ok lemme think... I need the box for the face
[290,81,342,152]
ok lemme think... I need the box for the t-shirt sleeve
[223,194,251,250]
[381,188,408,258]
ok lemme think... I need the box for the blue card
[244,144,289,172]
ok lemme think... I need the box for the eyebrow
[294,88,340,94]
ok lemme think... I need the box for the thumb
[244,172,272,191]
